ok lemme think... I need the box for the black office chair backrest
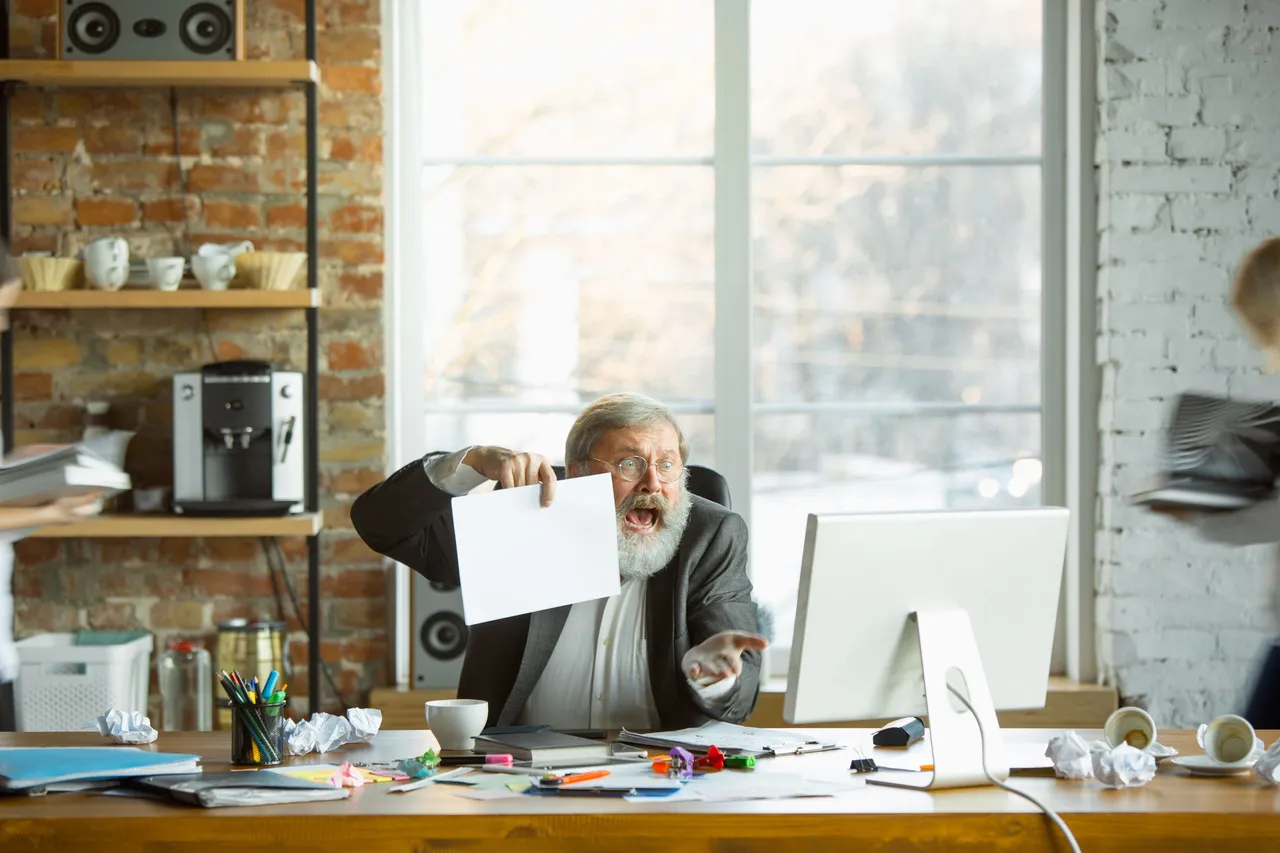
[543,464,731,510]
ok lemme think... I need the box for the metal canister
[214,619,290,730]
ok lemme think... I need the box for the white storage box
[13,632,153,732]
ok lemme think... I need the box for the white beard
[616,487,693,581]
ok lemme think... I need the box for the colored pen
[542,770,610,786]
[262,670,279,698]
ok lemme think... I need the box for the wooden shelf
[0,60,319,89]
[29,512,322,539]
[14,289,319,310]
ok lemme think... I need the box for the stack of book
[1132,392,1280,511]
[0,443,130,508]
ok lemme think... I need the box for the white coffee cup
[83,237,129,291]
[191,254,235,290]
[1104,706,1157,750]
[425,698,488,751]
[146,257,185,291]
[1198,714,1264,764]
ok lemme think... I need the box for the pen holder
[230,701,286,766]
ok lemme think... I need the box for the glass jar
[158,639,213,732]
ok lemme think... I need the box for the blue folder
[0,747,202,791]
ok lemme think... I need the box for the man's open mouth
[624,507,659,533]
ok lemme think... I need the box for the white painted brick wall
[1096,0,1280,726]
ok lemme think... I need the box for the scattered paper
[346,708,382,743]
[82,709,157,745]
[679,771,861,803]
[1046,731,1094,780]
[450,473,621,624]
[452,787,529,801]
[268,764,389,785]
[327,761,366,789]
[283,708,399,755]
[1091,742,1156,788]
[1257,739,1280,784]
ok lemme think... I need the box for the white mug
[146,257,185,291]
[1198,714,1264,764]
[197,240,253,258]
[425,698,488,751]
[191,254,235,291]
[83,237,129,291]
[1104,706,1157,750]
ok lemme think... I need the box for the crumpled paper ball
[1091,742,1156,788]
[1045,731,1094,780]
[327,760,366,789]
[283,717,317,756]
[346,708,382,743]
[312,712,354,753]
[283,708,383,756]
[1255,739,1280,784]
[82,709,157,745]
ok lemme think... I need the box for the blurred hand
[38,492,105,525]
[683,630,769,685]
[462,445,557,507]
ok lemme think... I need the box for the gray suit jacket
[351,456,762,728]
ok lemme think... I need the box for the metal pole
[1,1,13,454]
[304,0,322,711]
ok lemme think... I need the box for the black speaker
[412,576,467,689]
[58,0,244,61]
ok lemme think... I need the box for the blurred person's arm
[1192,496,1280,547]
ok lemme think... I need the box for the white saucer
[1145,742,1179,763]
[1171,755,1255,776]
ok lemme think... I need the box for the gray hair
[565,393,689,471]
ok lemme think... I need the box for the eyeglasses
[589,455,684,484]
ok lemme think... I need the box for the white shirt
[0,534,17,683]
[425,448,737,727]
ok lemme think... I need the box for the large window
[399,0,1049,674]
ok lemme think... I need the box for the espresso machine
[173,361,305,516]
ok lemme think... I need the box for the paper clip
[849,747,877,774]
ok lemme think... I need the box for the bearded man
[351,393,767,729]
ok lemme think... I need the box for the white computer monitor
[783,507,1069,790]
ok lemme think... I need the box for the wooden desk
[3,729,1278,853]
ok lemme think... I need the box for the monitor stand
[867,608,1010,791]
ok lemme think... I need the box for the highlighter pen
[539,770,611,787]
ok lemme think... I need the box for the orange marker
[920,764,934,771]
[545,770,610,786]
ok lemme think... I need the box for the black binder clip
[849,748,877,773]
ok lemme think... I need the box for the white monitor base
[868,609,1010,791]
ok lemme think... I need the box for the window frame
[385,0,1086,684]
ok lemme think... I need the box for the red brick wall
[7,0,387,717]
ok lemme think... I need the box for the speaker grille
[66,2,121,55]
[420,611,468,662]
[179,2,234,55]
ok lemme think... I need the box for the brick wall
[1096,0,1280,725]
[7,0,387,717]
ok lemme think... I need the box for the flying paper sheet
[450,473,621,625]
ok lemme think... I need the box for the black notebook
[126,772,350,808]
[1132,393,1280,511]
[471,731,612,765]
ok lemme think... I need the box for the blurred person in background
[1152,237,1280,728]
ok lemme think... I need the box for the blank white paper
[451,473,620,625]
